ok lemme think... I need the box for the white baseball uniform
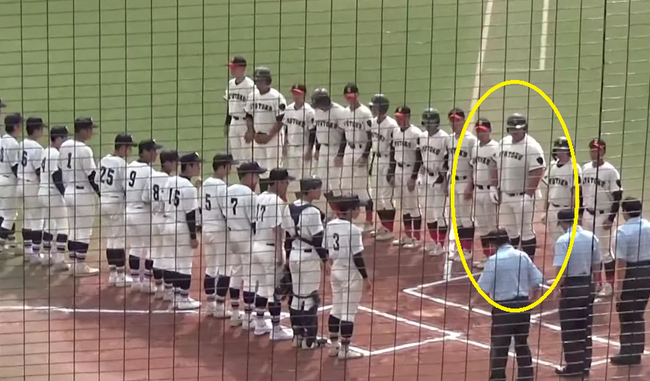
[0,133,20,230]
[18,138,45,232]
[473,139,499,236]
[370,115,397,210]
[391,124,422,217]
[201,176,231,278]
[326,218,364,322]
[163,175,199,275]
[224,76,255,161]
[497,135,545,243]
[546,160,582,241]
[38,147,68,239]
[245,88,287,173]
[126,160,155,259]
[252,191,286,299]
[582,161,621,261]
[341,104,373,202]
[314,103,347,195]
[226,183,258,290]
[99,154,128,250]
[143,170,171,270]
[283,102,315,188]
[448,132,477,228]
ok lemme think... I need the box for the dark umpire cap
[139,139,162,152]
[448,108,465,120]
[291,83,307,95]
[4,113,23,127]
[338,193,361,212]
[557,209,576,224]
[26,116,47,129]
[343,83,360,100]
[160,149,179,164]
[394,106,411,118]
[237,161,266,175]
[115,134,135,146]
[50,126,69,139]
[228,56,247,68]
[74,117,97,130]
[180,152,202,165]
[269,168,296,181]
[212,153,237,168]
[588,138,606,150]
[300,176,323,192]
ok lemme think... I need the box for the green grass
[1,0,650,198]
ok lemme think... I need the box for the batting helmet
[552,136,570,160]
[311,88,331,109]
[300,176,323,193]
[337,193,361,212]
[506,113,528,131]
[369,94,390,114]
[422,108,441,128]
[254,66,272,85]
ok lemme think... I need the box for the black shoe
[610,354,641,366]
[554,367,588,378]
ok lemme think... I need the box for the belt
[1,174,11,179]
[231,115,241,121]
[75,186,85,190]
[374,152,385,159]
[105,195,121,199]
[476,184,492,190]
[586,208,605,215]
[319,142,329,147]
[455,175,468,181]
[552,203,570,208]
[397,163,412,168]
[506,192,525,197]
[130,206,144,210]
[347,143,364,149]
[266,243,275,247]
[427,171,445,184]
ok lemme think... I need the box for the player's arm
[387,133,396,180]
[9,140,20,178]
[51,157,66,196]
[361,118,373,159]
[336,127,347,159]
[267,94,287,139]
[351,227,369,279]
[244,91,256,136]
[607,169,623,223]
[83,147,101,196]
[34,148,44,179]
[412,139,423,181]
[525,143,545,195]
[184,185,200,240]
[307,211,328,262]
[307,119,317,152]
[142,176,152,204]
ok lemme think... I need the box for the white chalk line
[469,0,495,111]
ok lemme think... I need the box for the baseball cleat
[153,285,165,299]
[597,283,613,297]
[328,343,340,357]
[74,262,99,277]
[29,254,43,265]
[114,273,133,288]
[108,272,117,286]
[175,297,201,310]
[52,261,70,272]
[270,326,293,341]
[301,338,328,349]
[230,311,243,327]
[211,304,233,319]
[338,347,364,360]
[376,231,395,242]
[402,238,419,249]
[360,222,374,233]
[474,259,487,269]
[454,251,472,263]
[139,279,156,294]
[253,319,273,336]
[241,315,255,331]
[162,289,175,302]
[40,256,53,266]
[392,238,406,247]
[292,335,304,348]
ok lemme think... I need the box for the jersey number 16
[168,189,180,206]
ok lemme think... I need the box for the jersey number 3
[332,233,340,251]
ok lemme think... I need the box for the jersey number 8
[152,184,160,201]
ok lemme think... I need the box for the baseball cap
[269,168,296,181]
[588,138,606,150]
[115,134,135,146]
[395,106,411,118]
[74,117,97,130]
[475,118,491,131]
[448,108,465,120]
[343,83,360,100]
[50,125,69,140]
[138,139,162,152]
[300,176,323,192]
[160,149,179,164]
[212,153,238,169]
[228,56,247,68]
[556,209,575,224]
[26,117,47,129]
[4,113,23,127]
[291,83,307,95]
[180,152,202,165]
[337,193,361,212]
[237,161,267,176]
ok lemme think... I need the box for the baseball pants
[100,198,126,249]
[285,145,313,192]
[545,203,567,244]
[251,242,282,299]
[0,176,18,230]
[126,207,152,259]
[393,164,420,217]
[341,145,371,202]
[330,270,363,322]
[38,190,68,237]
[163,222,193,276]
[253,135,283,174]
[452,178,473,228]
[203,229,239,278]
[228,118,253,162]
[288,249,322,310]
[315,144,343,196]
[499,192,536,242]
[474,185,498,237]
[371,155,393,210]
[582,209,614,262]
[64,187,97,244]
[228,230,253,290]
[150,216,171,270]
[19,181,44,231]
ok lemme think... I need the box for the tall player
[99,134,135,287]
[496,113,545,258]
[418,108,450,256]
[224,56,255,162]
[59,117,100,276]
[245,67,287,192]
[39,126,70,270]
[19,117,46,264]
[340,84,374,232]
[283,83,315,199]
[388,106,423,249]
[0,113,22,255]
[582,138,622,297]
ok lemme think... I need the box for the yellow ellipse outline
[450,79,579,313]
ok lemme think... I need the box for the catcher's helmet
[506,113,528,131]
[369,94,390,114]
[311,88,331,109]
[337,193,361,212]
[254,66,272,85]
[300,176,323,193]
[552,136,570,159]
[422,108,441,128]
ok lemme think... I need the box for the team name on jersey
[343,119,371,130]
[228,93,247,102]
[448,147,469,158]
[549,177,570,187]
[394,140,412,148]
[315,120,336,129]
[499,150,524,161]
[250,102,274,112]
[371,131,388,142]
[583,176,606,187]
[285,117,306,128]
[422,145,444,156]
[475,156,493,166]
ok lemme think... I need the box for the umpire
[476,228,543,381]
[553,209,601,377]
[611,197,650,366]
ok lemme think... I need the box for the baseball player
[226,161,266,328]
[38,126,70,271]
[368,94,397,241]
[224,56,255,162]
[496,113,546,258]
[325,194,372,360]
[245,67,287,192]
[471,118,500,268]
[125,139,162,293]
[311,88,348,215]
[18,117,46,264]
[163,152,202,310]
[283,83,315,199]
[201,153,237,317]
[0,113,22,256]
[99,134,135,287]
[582,138,622,297]
[418,108,450,256]
[144,149,179,302]
[59,117,100,276]
[388,106,423,249]
[281,176,328,349]
[251,168,295,340]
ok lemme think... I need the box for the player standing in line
[495,113,545,258]
[368,94,397,241]
[38,126,70,270]
[311,88,348,216]
[226,161,266,327]
[341,84,374,232]
[19,117,46,264]
[163,152,202,310]
[59,117,101,276]
[325,194,372,360]
[388,106,423,249]
[282,83,315,199]
[245,67,287,192]
[125,139,162,293]
[582,138,622,297]
[250,168,295,340]
[99,134,135,287]
[418,108,450,256]
[201,153,237,317]
[224,56,255,162]
[282,176,328,349]
[0,113,22,256]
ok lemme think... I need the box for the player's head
[159,149,179,174]
[138,139,162,163]
[552,136,570,162]
[254,66,272,91]
[268,168,295,199]
[311,88,331,110]
[369,94,389,117]
[337,193,361,220]
[394,106,411,128]
[474,118,492,141]
[237,161,267,190]
[422,108,441,133]
[74,117,97,141]
[50,125,69,149]
[212,153,237,177]
[343,83,360,107]
[484,228,511,249]
[180,152,202,177]
[25,116,46,139]
[622,197,643,220]
[114,134,135,157]
[447,108,466,133]
[588,137,606,161]
[291,83,307,104]
[228,56,247,78]
[300,175,323,201]
[556,209,577,231]
[506,113,528,142]
[4,113,23,136]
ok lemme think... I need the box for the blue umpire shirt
[615,217,650,263]
[554,226,601,277]
[477,244,544,302]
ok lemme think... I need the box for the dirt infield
[1,222,649,381]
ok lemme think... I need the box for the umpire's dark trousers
[490,297,533,381]
[559,275,595,372]
[617,260,650,358]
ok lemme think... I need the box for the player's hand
[407,178,416,192]
[244,129,254,143]
[541,214,547,224]
[190,239,199,249]
[463,185,473,200]
[387,175,395,186]
[489,187,500,204]
[356,156,368,167]
[303,150,312,161]
[364,278,373,294]
[603,219,613,231]
[334,156,343,168]
[255,132,271,144]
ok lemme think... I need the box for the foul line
[540,0,550,71]
[470,0,495,110]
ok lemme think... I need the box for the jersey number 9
[128,171,137,187]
